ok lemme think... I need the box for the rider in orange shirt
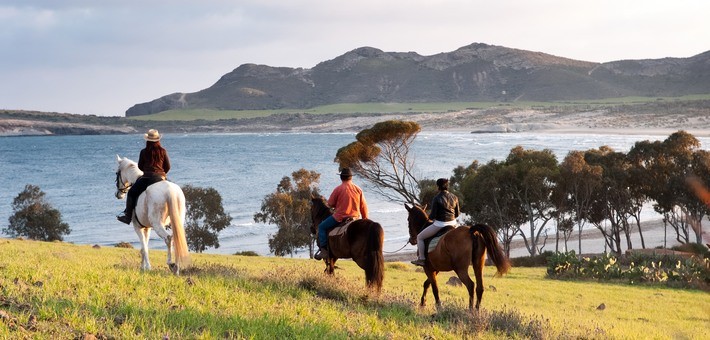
[314,168,368,260]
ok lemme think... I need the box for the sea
[1,131,705,257]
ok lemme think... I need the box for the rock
[446,276,462,286]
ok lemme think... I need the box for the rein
[115,170,132,194]
[383,240,410,254]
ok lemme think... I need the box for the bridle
[407,207,431,244]
[115,169,132,195]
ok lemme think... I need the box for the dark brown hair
[145,141,165,164]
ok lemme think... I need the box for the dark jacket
[429,190,460,222]
[138,147,170,177]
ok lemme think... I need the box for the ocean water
[1,131,703,257]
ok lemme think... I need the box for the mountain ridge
[125,43,710,117]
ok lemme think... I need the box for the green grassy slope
[0,238,707,339]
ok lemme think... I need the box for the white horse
[114,155,190,274]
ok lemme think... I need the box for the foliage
[114,242,133,248]
[182,185,233,253]
[254,169,320,257]
[672,243,710,258]
[509,251,554,267]
[547,251,710,289]
[335,120,422,204]
[3,184,70,241]
[234,250,259,256]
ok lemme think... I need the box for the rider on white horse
[117,129,171,224]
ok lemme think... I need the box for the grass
[128,94,710,122]
[0,238,708,339]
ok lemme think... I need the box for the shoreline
[3,106,710,137]
[383,218,697,262]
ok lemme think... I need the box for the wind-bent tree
[584,146,639,255]
[254,169,320,257]
[4,184,71,241]
[557,150,603,254]
[182,185,233,253]
[335,120,422,205]
[631,131,710,244]
[460,159,525,256]
[503,146,559,256]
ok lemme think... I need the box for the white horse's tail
[169,191,191,268]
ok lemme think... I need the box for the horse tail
[169,190,191,268]
[365,220,385,292]
[470,224,510,277]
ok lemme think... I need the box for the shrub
[183,185,232,253]
[234,250,259,256]
[115,242,134,248]
[672,243,709,258]
[511,251,554,267]
[3,184,71,241]
[547,250,710,289]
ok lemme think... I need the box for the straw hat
[144,129,161,142]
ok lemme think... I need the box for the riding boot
[314,246,329,260]
[117,196,134,224]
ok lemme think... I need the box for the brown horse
[404,203,510,311]
[310,196,385,292]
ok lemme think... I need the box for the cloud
[0,0,708,116]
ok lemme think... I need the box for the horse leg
[135,227,152,271]
[153,224,177,274]
[472,254,485,310]
[420,279,431,307]
[455,267,476,311]
[325,258,336,275]
[426,270,442,310]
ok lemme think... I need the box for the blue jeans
[317,215,338,248]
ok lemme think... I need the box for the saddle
[424,225,456,257]
[325,217,357,258]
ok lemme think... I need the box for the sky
[1,1,708,117]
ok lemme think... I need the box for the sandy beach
[300,108,710,137]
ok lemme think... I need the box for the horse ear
[116,154,121,162]
[404,203,411,211]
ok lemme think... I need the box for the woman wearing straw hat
[117,129,172,224]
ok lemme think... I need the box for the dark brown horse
[404,203,510,311]
[310,196,385,292]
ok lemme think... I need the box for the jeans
[317,215,338,248]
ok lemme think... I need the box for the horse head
[310,195,331,234]
[404,203,430,245]
[114,155,141,199]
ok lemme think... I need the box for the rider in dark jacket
[411,178,460,266]
[117,129,170,224]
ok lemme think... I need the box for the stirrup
[314,247,329,260]
[117,213,132,224]
[411,259,426,266]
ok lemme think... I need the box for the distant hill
[126,43,710,117]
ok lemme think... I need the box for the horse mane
[412,204,432,224]
[312,196,332,219]
[117,156,143,179]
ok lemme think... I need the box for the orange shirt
[327,180,368,222]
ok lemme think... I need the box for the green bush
[183,185,232,253]
[511,251,554,267]
[671,243,710,258]
[3,184,71,241]
[234,250,259,256]
[547,250,710,289]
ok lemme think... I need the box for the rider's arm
[360,191,368,219]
